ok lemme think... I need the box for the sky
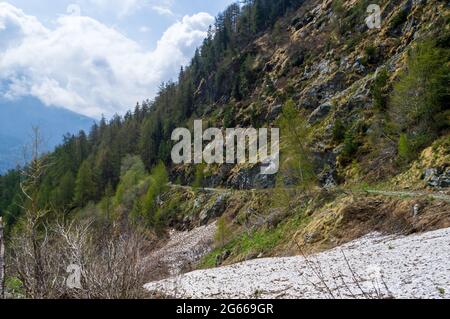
[0,0,235,118]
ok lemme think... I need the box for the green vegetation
[340,130,360,165]
[201,207,310,268]
[0,0,448,300]
[5,277,24,298]
[114,156,146,208]
[0,0,307,233]
[333,0,373,36]
[223,105,237,128]
[277,99,316,191]
[390,40,449,162]
[390,9,409,31]
[192,164,206,190]
[362,45,379,66]
[371,68,389,111]
[131,162,169,228]
[215,216,233,248]
[397,134,413,164]
[74,161,98,206]
[333,118,346,143]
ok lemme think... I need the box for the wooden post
[0,217,4,299]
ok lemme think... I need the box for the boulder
[319,170,338,188]
[423,167,450,189]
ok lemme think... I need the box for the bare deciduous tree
[7,128,149,299]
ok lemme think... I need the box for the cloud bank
[0,2,213,118]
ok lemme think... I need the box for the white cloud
[0,2,214,118]
[151,5,174,17]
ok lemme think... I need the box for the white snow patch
[145,222,217,277]
[144,227,450,299]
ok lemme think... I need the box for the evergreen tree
[51,171,75,209]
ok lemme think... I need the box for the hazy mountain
[0,97,94,173]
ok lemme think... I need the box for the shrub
[192,164,206,190]
[371,68,389,111]
[140,162,169,226]
[215,216,232,248]
[390,9,408,31]
[362,45,379,66]
[223,106,236,128]
[340,130,359,164]
[333,118,346,142]
[397,133,413,164]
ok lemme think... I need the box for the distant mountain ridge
[0,97,94,173]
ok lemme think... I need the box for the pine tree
[52,171,75,209]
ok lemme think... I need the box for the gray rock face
[319,170,338,188]
[199,194,229,225]
[204,165,233,188]
[299,87,321,109]
[423,167,450,189]
[308,102,332,124]
[227,165,276,190]
[266,104,282,122]
[292,11,314,31]
[352,59,366,74]
[314,150,339,188]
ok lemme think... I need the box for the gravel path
[366,190,450,203]
[169,183,450,202]
[144,227,450,299]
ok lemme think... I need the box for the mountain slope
[0,97,94,173]
[1,0,449,299]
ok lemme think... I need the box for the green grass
[5,276,24,297]
[199,208,311,269]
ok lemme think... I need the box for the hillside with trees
[0,0,449,299]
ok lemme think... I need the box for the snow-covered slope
[145,227,450,299]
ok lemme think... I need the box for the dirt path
[365,190,450,203]
[169,183,450,203]
[144,227,450,299]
